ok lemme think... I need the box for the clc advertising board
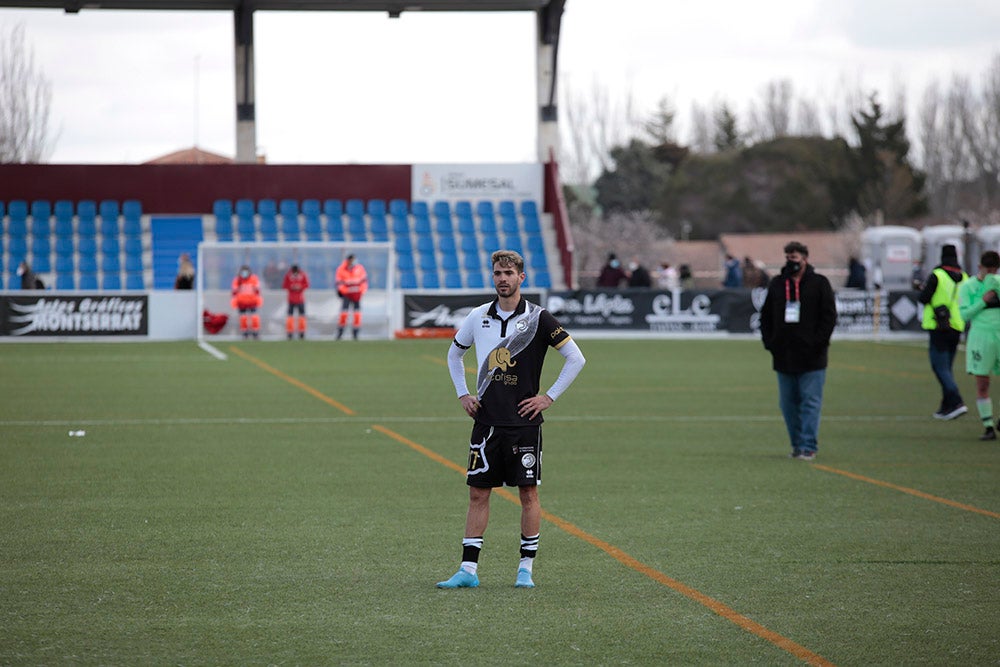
[411,163,543,204]
[401,289,925,335]
[0,294,149,337]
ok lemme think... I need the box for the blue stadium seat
[348,217,367,241]
[413,215,431,236]
[78,255,98,274]
[463,253,482,272]
[101,237,120,257]
[32,235,51,257]
[532,269,552,288]
[55,255,75,274]
[79,237,98,257]
[102,273,122,290]
[54,215,74,239]
[56,273,75,290]
[457,215,476,235]
[77,210,97,239]
[444,271,463,288]
[123,216,142,238]
[100,215,120,239]
[55,237,74,258]
[400,271,418,289]
[501,215,519,235]
[54,199,73,223]
[523,213,541,235]
[125,254,144,273]
[394,235,413,256]
[125,272,145,290]
[397,254,415,272]
[411,201,429,219]
[476,201,494,218]
[419,254,438,273]
[258,199,278,241]
[369,214,388,242]
[466,271,485,289]
[438,235,457,255]
[479,213,497,235]
[79,274,98,290]
[99,199,120,222]
[325,214,345,242]
[280,199,301,241]
[482,235,501,255]
[236,199,256,240]
[123,199,142,222]
[421,271,440,289]
[302,199,322,241]
[520,200,539,218]
[213,200,234,241]
[527,235,545,254]
[455,200,473,218]
[0,200,5,220]
[102,255,121,274]
[77,200,96,225]
[529,250,548,270]
[416,235,435,256]
[8,237,27,260]
[9,199,28,223]
[31,199,51,229]
[367,199,386,216]
[346,198,365,218]
[460,235,479,255]
[389,199,408,217]
[32,253,51,274]
[441,253,459,271]
[124,236,142,256]
[498,200,516,218]
[391,214,410,236]
[504,233,523,255]
[323,199,343,220]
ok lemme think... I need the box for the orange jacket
[231,273,262,309]
[336,261,368,301]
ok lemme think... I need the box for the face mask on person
[784,260,802,275]
[610,259,620,269]
[239,269,250,279]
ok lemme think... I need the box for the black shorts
[466,422,542,488]
[287,302,305,316]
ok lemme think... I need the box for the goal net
[196,241,395,341]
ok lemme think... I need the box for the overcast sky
[1,0,999,165]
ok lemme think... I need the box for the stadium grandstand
[0,1,573,295]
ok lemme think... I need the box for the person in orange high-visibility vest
[231,264,263,339]
[335,254,367,340]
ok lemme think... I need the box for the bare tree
[745,79,793,142]
[688,101,712,154]
[570,206,670,285]
[0,23,53,163]
[558,77,642,185]
[794,98,823,136]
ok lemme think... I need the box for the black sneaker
[937,404,968,420]
[788,449,802,459]
[795,450,816,461]
[980,427,996,441]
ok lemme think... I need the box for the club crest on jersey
[488,347,517,371]
[515,318,528,333]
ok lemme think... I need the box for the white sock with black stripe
[519,533,539,573]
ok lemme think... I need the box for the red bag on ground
[203,309,229,334]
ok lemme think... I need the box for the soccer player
[335,254,367,340]
[282,264,310,340]
[437,250,586,589]
[958,250,1000,440]
[231,265,262,339]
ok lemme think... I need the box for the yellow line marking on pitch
[421,354,475,374]
[813,464,1000,519]
[373,423,834,667]
[229,346,356,415]
[234,349,835,666]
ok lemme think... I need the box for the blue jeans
[777,370,826,453]
[928,331,962,410]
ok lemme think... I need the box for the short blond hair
[491,250,524,272]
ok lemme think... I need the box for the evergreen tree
[851,93,928,220]
[713,103,743,152]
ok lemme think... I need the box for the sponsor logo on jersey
[488,346,517,371]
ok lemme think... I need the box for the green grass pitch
[1,337,997,665]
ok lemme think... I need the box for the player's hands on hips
[518,394,553,420]
[459,394,480,418]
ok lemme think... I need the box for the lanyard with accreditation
[784,277,801,323]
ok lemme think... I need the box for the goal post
[196,241,395,341]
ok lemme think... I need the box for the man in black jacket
[760,241,838,461]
